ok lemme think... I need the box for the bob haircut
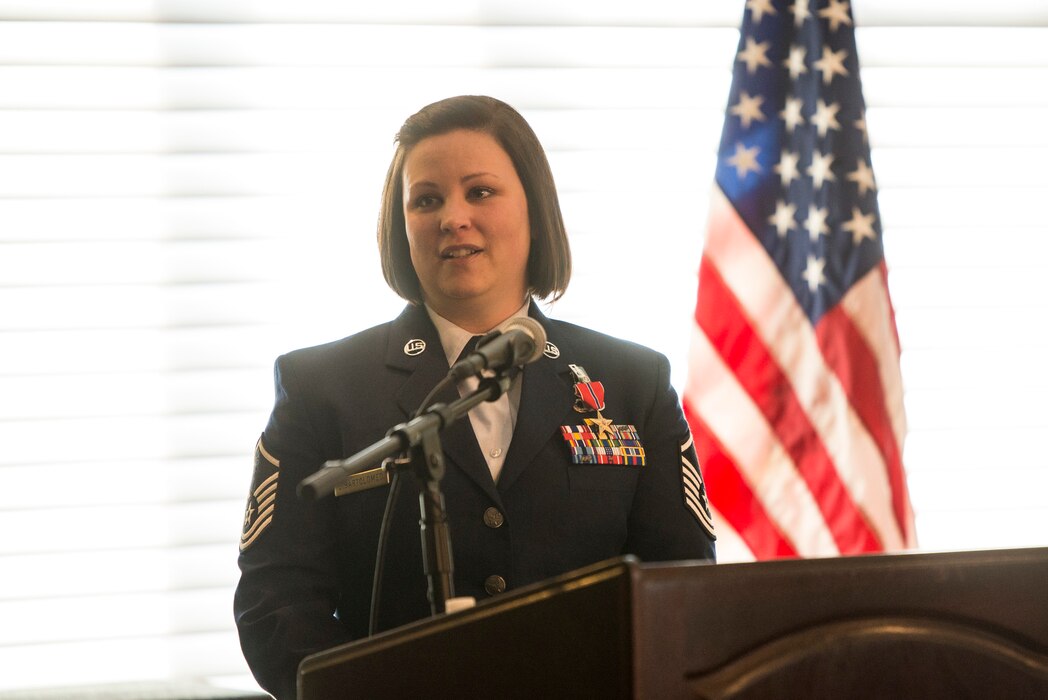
[378,95,572,304]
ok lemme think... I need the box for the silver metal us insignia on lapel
[404,339,426,356]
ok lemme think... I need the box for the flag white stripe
[708,504,756,564]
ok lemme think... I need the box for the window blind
[1,0,1046,691]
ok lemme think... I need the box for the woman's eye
[412,194,439,209]
[468,187,494,200]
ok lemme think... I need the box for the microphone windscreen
[503,316,547,365]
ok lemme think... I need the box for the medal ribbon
[574,381,605,412]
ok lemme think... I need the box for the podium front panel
[298,559,636,699]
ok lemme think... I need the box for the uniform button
[483,507,504,529]
[484,575,506,596]
[490,447,503,458]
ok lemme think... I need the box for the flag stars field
[728,142,763,179]
[784,45,808,79]
[812,99,842,137]
[780,97,805,132]
[807,151,836,189]
[770,200,799,237]
[803,255,828,292]
[737,37,774,73]
[775,150,801,186]
[814,46,849,84]
[854,115,868,142]
[789,0,812,26]
[746,0,778,24]
[731,91,767,128]
[819,0,854,32]
[805,204,830,241]
[842,207,877,245]
[847,159,876,195]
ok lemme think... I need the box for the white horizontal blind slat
[0,459,250,510]
[0,545,237,599]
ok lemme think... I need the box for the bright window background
[1,0,1046,693]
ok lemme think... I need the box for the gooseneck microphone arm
[296,371,514,501]
[296,369,516,615]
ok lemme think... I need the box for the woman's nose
[440,197,470,233]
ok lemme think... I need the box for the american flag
[684,0,916,560]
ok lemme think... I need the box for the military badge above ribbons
[241,437,279,552]
[561,364,646,466]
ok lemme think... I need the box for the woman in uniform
[234,95,716,700]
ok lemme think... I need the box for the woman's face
[402,129,531,329]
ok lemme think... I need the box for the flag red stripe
[685,400,798,559]
[696,254,883,554]
[815,298,911,540]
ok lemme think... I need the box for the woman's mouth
[441,245,482,259]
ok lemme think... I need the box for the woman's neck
[426,296,530,334]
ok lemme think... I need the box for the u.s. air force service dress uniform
[234,302,716,699]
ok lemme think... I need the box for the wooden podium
[298,547,1048,699]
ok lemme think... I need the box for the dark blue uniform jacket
[234,303,715,699]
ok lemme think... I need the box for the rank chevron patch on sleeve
[240,437,279,552]
[681,433,716,540]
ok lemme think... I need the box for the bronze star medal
[588,412,615,440]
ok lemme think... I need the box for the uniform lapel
[389,305,449,416]
[388,305,501,504]
[496,308,576,494]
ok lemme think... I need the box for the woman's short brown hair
[377,95,571,304]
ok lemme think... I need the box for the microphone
[448,316,547,382]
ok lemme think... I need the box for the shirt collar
[426,299,532,366]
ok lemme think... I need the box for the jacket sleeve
[234,354,352,700]
[624,350,717,563]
